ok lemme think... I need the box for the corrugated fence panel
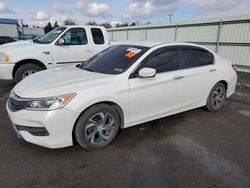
[128,29,146,40]
[147,27,175,41]
[113,30,127,40]
[220,23,250,43]
[218,46,250,66]
[107,31,112,40]
[108,14,250,72]
[177,25,218,42]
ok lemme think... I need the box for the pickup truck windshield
[82,45,149,75]
[36,27,66,44]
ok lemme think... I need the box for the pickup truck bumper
[0,63,14,80]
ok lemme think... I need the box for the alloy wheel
[211,87,225,110]
[85,112,115,145]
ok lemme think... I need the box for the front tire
[14,63,43,83]
[75,104,120,150]
[206,82,226,112]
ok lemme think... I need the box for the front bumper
[6,101,79,149]
[0,63,15,80]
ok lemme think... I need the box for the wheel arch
[12,59,47,78]
[72,101,125,145]
[218,80,228,91]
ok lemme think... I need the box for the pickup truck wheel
[75,104,120,150]
[14,63,43,83]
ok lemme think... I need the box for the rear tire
[206,82,226,112]
[75,104,120,150]
[14,63,43,83]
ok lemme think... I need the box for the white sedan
[6,42,237,150]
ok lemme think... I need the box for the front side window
[182,49,214,68]
[82,45,149,74]
[61,28,88,45]
[143,50,179,73]
[37,27,66,44]
[91,28,105,45]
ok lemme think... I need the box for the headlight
[9,93,76,111]
[25,93,76,110]
[0,53,9,63]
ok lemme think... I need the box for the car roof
[110,40,208,49]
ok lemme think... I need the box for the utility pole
[169,14,173,23]
[20,19,24,40]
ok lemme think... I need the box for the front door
[128,47,184,125]
[52,28,95,67]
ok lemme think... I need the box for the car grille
[8,94,27,112]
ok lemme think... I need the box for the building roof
[0,18,19,25]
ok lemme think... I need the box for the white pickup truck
[0,25,109,83]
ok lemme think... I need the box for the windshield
[82,45,149,74]
[36,27,66,44]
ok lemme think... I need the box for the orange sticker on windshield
[125,48,142,58]
[125,51,137,58]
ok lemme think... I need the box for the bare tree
[100,22,112,28]
[86,21,97,26]
[64,19,76,26]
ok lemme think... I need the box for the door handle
[43,51,50,55]
[209,69,216,72]
[174,76,184,80]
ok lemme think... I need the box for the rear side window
[91,28,105,45]
[182,49,214,68]
[143,50,179,73]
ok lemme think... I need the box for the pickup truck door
[51,28,96,67]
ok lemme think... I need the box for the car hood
[14,66,115,98]
[0,40,36,50]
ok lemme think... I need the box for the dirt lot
[0,74,250,188]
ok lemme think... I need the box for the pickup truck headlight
[9,91,76,111]
[0,53,9,63]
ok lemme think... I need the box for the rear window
[91,28,104,45]
[82,45,149,74]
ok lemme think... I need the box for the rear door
[128,46,184,125]
[52,27,95,67]
[178,46,217,109]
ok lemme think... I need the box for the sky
[0,0,250,27]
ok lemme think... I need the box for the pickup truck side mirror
[57,38,65,46]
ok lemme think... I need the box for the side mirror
[57,38,65,46]
[138,67,156,78]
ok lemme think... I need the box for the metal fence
[107,14,250,73]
